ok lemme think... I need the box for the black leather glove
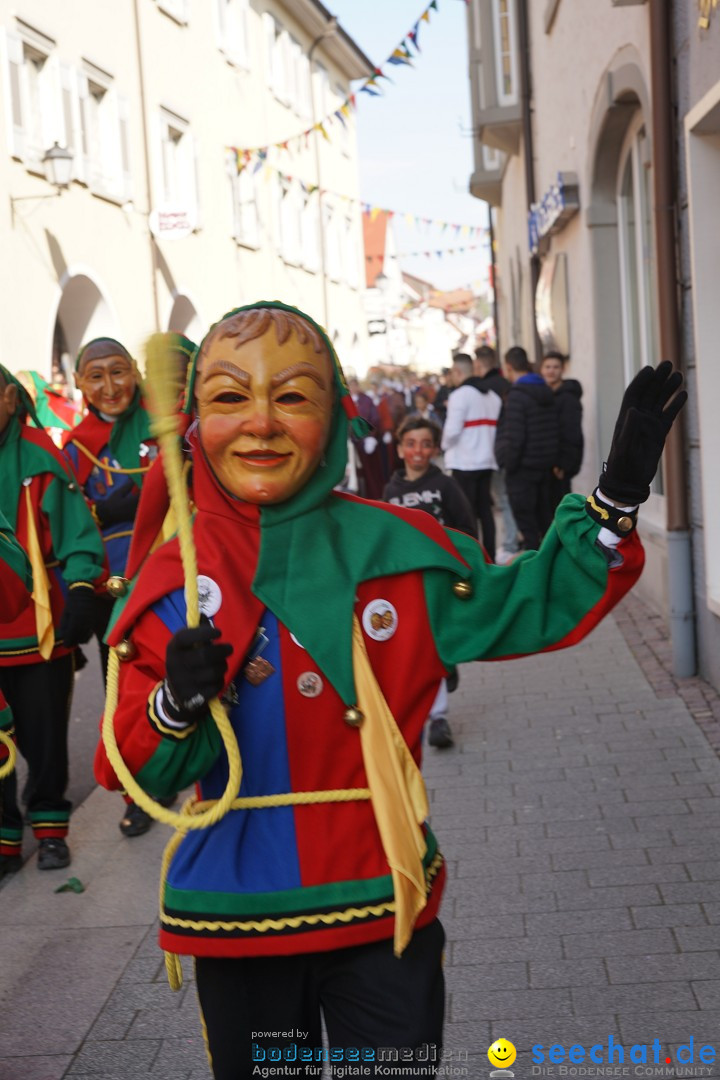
[164,622,233,721]
[600,361,687,504]
[57,584,96,647]
[96,480,140,528]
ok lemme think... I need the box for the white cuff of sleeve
[155,685,195,730]
[595,488,638,548]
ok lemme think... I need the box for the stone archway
[53,272,119,386]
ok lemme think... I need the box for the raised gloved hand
[363,436,378,456]
[163,622,233,721]
[600,361,687,505]
[57,583,96,647]
[96,480,140,528]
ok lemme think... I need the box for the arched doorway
[586,50,656,466]
[167,294,203,344]
[53,272,119,389]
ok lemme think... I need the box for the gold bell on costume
[106,576,129,598]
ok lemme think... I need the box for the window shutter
[1,30,26,159]
[77,70,91,182]
[118,94,132,200]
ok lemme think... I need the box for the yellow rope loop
[165,950,183,991]
[0,730,16,780]
[70,441,151,475]
[192,788,371,811]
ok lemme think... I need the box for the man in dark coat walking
[494,346,559,551]
[540,351,584,526]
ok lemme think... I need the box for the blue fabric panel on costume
[156,602,303,896]
[66,442,134,575]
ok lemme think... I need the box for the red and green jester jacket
[95,446,644,962]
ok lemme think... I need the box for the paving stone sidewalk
[3,609,720,1080]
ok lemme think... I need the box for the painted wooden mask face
[196,325,333,504]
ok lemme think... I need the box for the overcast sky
[330,0,491,293]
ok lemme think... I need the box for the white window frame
[78,62,127,202]
[216,0,249,68]
[157,106,199,223]
[1,23,61,170]
[262,13,290,104]
[227,153,259,248]
[491,0,519,107]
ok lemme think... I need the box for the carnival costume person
[64,337,168,838]
[0,508,32,793]
[94,303,685,1079]
[0,365,105,876]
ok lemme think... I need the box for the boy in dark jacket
[541,351,584,520]
[383,416,475,747]
[495,346,559,551]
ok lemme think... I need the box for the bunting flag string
[228,0,465,170]
[246,161,488,239]
[365,244,483,262]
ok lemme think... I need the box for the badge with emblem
[297,671,323,698]
[362,599,398,642]
[190,575,222,619]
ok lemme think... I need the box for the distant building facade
[466,0,720,690]
[0,0,372,383]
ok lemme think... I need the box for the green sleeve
[0,525,32,592]
[42,475,106,584]
[135,717,223,799]
[424,493,620,667]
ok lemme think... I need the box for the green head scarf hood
[0,363,75,530]
[183,301,469,703]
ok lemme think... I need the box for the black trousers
[506,468,550,552]
[451,469,495,560]
[195,920,445,1080]
[541,472,572,534]
[0,653,74,841]
[92,591,115,684]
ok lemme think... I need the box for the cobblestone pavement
[3,603,720,1080]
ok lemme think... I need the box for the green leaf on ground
[54,877,85,893]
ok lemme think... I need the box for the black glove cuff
[586,492,638,537]
[598,463,650,505]
[162,679,207,722]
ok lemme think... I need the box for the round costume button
[343,706,364,728]
[191,575,222,618]
[297,671,323,698]
[453,580,473,599]
[362,599,398,641]
[617,515,634,533]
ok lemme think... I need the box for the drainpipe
[649,0,695,677]
[516,0,541,365]
[488,203,500,358]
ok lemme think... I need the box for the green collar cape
[116,302,471,704]
[0,364,76,531]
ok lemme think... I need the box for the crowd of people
[0,304,684,1079]
[351,342,585,567]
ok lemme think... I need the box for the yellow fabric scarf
[24,485,54,660]
[351,615,429,956]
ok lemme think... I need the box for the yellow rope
[192,788,371,811]
[0,730,16,780]
[69,439,151,475]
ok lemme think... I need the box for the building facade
[466,0,720,691]
[0,0,372,384]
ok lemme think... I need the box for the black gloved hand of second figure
[600,361,687,505]
[96,479,140,528]
[164,621,233,722]
[57,584,96,647]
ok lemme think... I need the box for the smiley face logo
[488,1039,516,1069]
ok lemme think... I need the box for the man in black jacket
[540,351,584,523]
[494,346,559,551]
